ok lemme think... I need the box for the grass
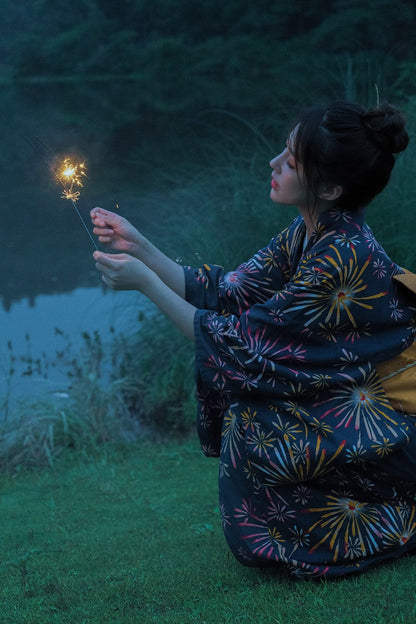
[1,436,416,624]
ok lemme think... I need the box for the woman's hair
[293,101,409,211]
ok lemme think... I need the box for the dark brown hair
[293,101,409,211]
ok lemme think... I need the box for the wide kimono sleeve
[183,216,306,316]
[193,224,416,459]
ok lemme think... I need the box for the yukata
[184,207,416,579]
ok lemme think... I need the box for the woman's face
[269,129,309,209]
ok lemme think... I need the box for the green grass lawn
[1,435,416,624]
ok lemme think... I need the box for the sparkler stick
[27,136,98,251]
[56,158,98,251]
[66,197,98,251]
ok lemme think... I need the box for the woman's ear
[319,185,343,201]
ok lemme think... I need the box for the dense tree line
[1,0,416,112]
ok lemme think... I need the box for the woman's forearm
[94,249,195,339]
[143,272,195,341]
[139,237,186,299]
[91,207,186,299]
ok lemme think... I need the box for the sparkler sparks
[56,157,87,202]
[54,156,98,250]
[26,137,98,251]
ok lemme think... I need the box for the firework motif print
[184,209,416,578]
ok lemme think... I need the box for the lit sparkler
[54,157,98,250]
[26,136,98,250]
[57,157,86,202]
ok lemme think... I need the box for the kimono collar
[306,207,366,250]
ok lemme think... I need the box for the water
[0,81,197,416]
[0,287,142,407]
[0,80,271,417]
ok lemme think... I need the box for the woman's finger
[91,207,121,227]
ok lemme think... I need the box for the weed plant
[115,313,197,434]
[0,330,141,472]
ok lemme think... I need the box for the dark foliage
[1,0,415,111]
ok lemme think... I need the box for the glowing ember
[56,158,87,202]
[26,137,98,250]
[54,155,97,250]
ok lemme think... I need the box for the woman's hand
[93,251,154,293]
[91,206,186,298]
[93,250,196,340]
[90,207,143,257]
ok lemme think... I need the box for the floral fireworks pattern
[185,210,416,578]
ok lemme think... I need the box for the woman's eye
[287,160,295,169]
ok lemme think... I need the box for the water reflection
[0,79,274,411]
[2,81,160,310]
[1,80,235,308]
[0,287,142,409]
[1,80,196,409]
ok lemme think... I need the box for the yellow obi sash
[375,270,416,414]
[376,341,416,413]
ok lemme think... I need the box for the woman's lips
[271,178,279,190]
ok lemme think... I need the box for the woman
[91,101,416,579]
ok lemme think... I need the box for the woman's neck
[298,200,334,238]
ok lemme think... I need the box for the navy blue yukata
[184,207,416,579]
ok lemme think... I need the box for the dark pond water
[0,84,155,413]
[0,81,208,413]
[0,80,277,416]
[0,80,279,415]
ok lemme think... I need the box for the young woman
[91,101,416,579]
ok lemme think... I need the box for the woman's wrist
[139,264,161,297]
[134,235,158,265]
[143,273,195,340]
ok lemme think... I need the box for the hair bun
[363,102,409,154]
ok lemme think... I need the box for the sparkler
[27,136,98,250]
[55,157,98,250]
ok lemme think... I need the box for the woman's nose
[270,154,281,171]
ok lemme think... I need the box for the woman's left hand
[94,251,196,341]
[93,251,154,292]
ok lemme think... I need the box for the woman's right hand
[90,207,143,257]
[91,206,186,299]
